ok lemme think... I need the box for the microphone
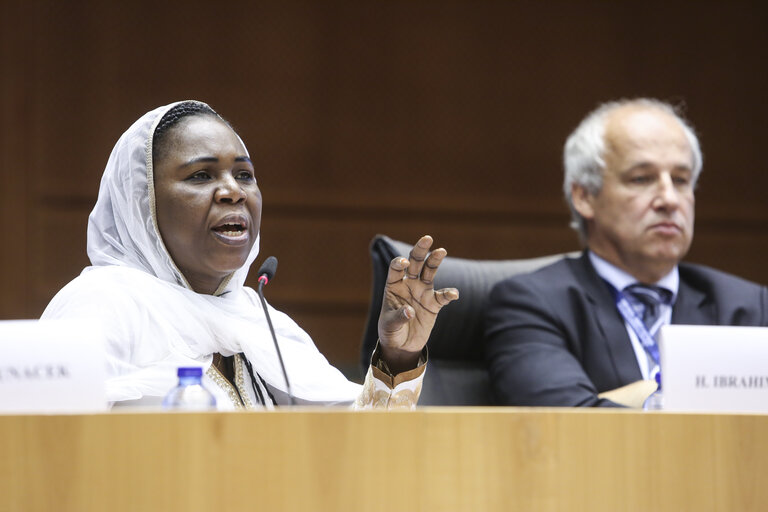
[257,256,278,287]
[256,256,294,405]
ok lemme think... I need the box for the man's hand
[598,379,658,408]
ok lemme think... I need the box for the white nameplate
[659,325,768,412]
[0,319,107,413]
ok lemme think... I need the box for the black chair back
[361,235,571,405]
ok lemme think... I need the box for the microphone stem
[257,281,294,406]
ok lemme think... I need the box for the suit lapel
[672,273,712,325]
[574,253,643,384]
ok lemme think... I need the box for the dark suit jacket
[484,251,768,407]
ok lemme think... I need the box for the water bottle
[162,367,217,410]
[643,372,663,411]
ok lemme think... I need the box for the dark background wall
[2,1,767,378]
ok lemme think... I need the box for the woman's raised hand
[377,235,459,374]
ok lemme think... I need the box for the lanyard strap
[604,282,662,365]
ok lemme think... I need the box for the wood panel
[2,1,768,372]
[1,409,768,512]
[0,0,34,319]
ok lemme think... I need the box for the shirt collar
[588,251,679,302]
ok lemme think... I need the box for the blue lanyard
[604,282,662,366]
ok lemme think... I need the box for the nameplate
[659,325,768,412]
[0,320,107,413]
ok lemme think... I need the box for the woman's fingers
[384,236,458,313]
[406,235,433,280]
[419,247,446,285]
[380,304,414,330]
[434,287,460,307]
[386,256,409,285]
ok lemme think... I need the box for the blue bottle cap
[177,367,203,378]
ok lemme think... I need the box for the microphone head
[257,256,278,281]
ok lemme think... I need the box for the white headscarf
[43,101,361,404]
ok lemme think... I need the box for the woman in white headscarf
[42,101,458,410]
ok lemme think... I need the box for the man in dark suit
[484,99,768,407]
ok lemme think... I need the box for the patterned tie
[623,284,673,336]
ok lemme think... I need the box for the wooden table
[2,408,766,511]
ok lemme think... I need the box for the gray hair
[562,98,703,241]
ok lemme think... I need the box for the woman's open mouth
[211,216,249,245]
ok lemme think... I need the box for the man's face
[573,106,696,283]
